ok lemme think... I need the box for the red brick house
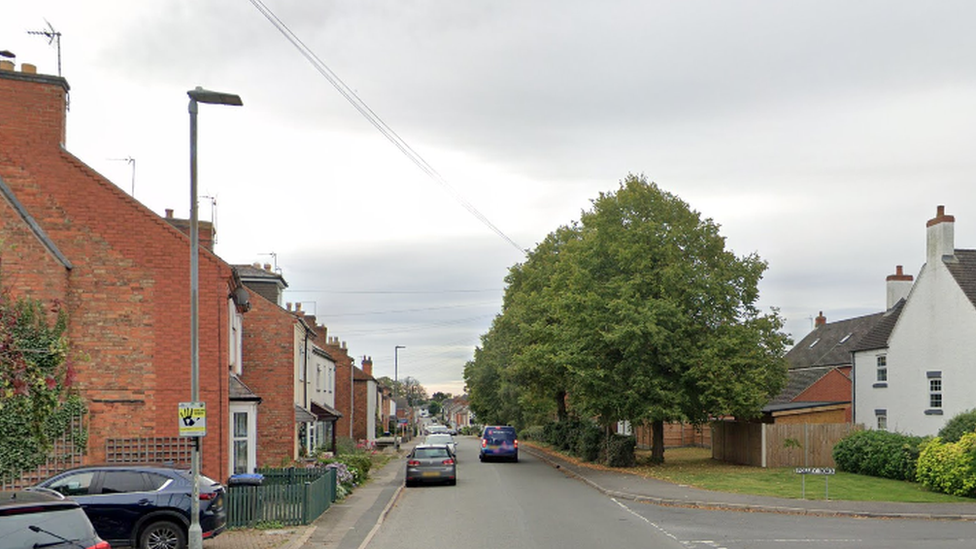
[0,62,241,481]
[764,310,887,423]
[353,358,379,443]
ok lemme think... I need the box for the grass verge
[530,443,975,503]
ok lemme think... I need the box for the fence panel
[764,423,859,468]
[227,468,337,528]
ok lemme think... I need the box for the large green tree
[557,175,789,461]
[502,226,579,421]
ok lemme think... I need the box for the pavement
[206,439,976,549]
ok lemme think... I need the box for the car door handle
[138,498,151,506]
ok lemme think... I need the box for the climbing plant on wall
[0,289,87,481]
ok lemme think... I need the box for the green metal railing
[226,468,337,528]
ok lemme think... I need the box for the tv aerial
[27,19,62,76]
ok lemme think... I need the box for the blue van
[480,425,518,462]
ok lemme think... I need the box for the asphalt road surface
[367,437,976,549]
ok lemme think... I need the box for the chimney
[161,210,215,252]
[926,205,955,265]
[362,356,372,377]
[886,265,914,309]
[814,311,826,328]
[0,59,70,149]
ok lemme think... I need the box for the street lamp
[394,345,406,446]
[187,86,242,549]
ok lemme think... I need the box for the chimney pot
[165,209,174,219]
[815,311,827,328]
[21,63,36,74]
[286,302,292,311]
[0,60,13,71]
[264,263,272,271]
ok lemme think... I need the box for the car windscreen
[425,435,453,444]
[0,507,96,549]
[484,429,515,441]
[413,448,450,459]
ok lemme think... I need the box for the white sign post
[795,467,835,500]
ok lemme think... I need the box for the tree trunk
[555,389,567,421]
[651,419,665,463]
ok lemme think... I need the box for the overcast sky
[5,1,976,396]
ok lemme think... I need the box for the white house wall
[856,263,976,436]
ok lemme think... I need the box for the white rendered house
[852,206,976,436]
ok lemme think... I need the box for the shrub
[574,423,603,462]
[916,434,976,497]
[335,453,372,482]
[938,409,976,443]
[520,425,545,441]
[602,434,636,467]
[832,429,925,481]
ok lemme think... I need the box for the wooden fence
[631,422,711,450]
[711,421,859,468]
[226,467,337,528]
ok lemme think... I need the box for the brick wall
[240,293,298,466]
[0,65,232,481]
[323,336,356,440]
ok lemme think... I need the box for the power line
[248,0,525,253]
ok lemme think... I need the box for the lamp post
[187,86,242,549]
[394,345,405,445]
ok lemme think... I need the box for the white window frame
[876,355,887,383]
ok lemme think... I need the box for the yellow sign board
[178,402,207,437]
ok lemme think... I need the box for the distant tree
[427,401,442,416]
[430,391,453,403]
[401,377,428,407]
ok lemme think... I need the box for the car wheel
[140,520,186,549]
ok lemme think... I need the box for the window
[101,471,149,494]
[930,377,943,409]
[808,338,820,349]
[233,412,249,474]
[48,472,95,496]
[839,333,853,344]
[876,355,887,382]
[877,414,887,430]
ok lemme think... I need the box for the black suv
[0,488,109,549]
[36,465,226,549]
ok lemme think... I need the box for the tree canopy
[464,175,789,461]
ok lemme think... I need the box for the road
[367,437,976,549]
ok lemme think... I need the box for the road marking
[611,497,686,546]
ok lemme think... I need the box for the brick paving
[204,525,312,549]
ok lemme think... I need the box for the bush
[916,434,976,497]
[520,425,545,441]
[938,409,976,443]
[832,429,925,481]
[602,434,636,467]
[335,453,372,482]
[574,423,603,462]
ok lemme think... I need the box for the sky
[4,1,976,396]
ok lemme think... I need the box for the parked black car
[36,465,226,549]
[0,488,109,549]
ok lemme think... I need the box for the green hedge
[832,429,924,481]
[938,409,976,444]
[538,419,636,467]
[916,434,976,498]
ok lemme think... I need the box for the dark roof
[785,311,886,370]
[850,299,906,352]
[295,404,317,423]
[762,401,848,414]
[233,264,288,287]
[769,366,837,405]
[945,249,976,308]
[229,374,261,402]
[311,401,342,421]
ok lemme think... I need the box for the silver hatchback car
[405,445,457,487]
